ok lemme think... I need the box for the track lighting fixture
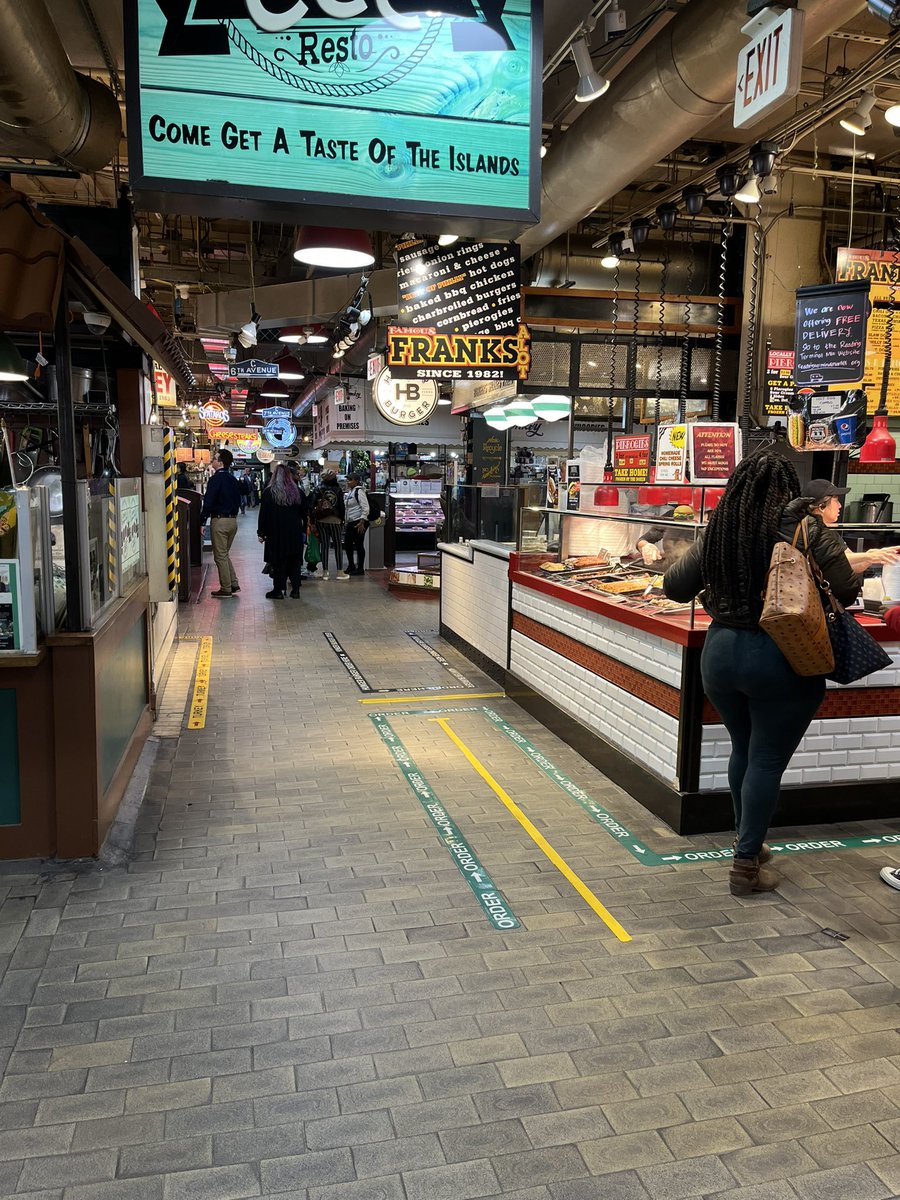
[600,247,619,269]
[237,308,260,349]
[571,36,609,103]
[630,217,652,246]
[868,0,900,27]
[608,231,627,258]
[749,140,778,178]
[682,185,706,216]
[715,164,742,198]
[656,203,678,232]
[886,103,900,127]
[840,93,877,137]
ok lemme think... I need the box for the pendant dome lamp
[274,354,305,381]
[530,394,571,422]
[505,397,536,427]
[260,379,290,400]
[0,332,29,381]
[483,405,511,430]
[278,324,329,345]
[293,226,374,269]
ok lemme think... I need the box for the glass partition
[444,484,545,548]
[88,480,118,620]
[0,486,39,653]
[115,478,145,597]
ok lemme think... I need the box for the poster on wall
[387,324,532,381]
[396,238,520,334]
[613,434,651,484]
[126,1,540,231]
[689,423,741,484]
[835,247,900,414]
[0,560,20,651]
[794,281,869,387]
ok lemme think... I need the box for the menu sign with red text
[613,434,652,484]
[689,423,741,485]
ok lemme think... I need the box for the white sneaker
[879,868,900,891]
[335,571,350,580]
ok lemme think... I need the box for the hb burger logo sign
[128,0,537,227]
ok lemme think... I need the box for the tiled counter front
[439,542,512,681]
[510,584,683,787]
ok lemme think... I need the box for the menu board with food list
[396,238,521,336]
[689,423,741,485]
[794,281,870,386]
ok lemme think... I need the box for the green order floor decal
[371,713,520,930]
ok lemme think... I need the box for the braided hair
[701,453,800,612]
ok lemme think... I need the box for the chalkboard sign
[794,281,870,386]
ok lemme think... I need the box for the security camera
[84,311,111,334]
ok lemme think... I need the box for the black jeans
[701,623,826,858]
[272,555,303,595]
[344,522,367,571]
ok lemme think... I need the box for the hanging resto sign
[386,324,531,381]
[373,368,439,425]
[733,6,804,130]
[125,1,540,232]
[198,400,229,427]
[689,423,741,485]
[396,238,521,335]
[153,363,178,407]
[214,428,262,455]
[835,247,900,415]
[763,348,794,425]
[613,434,652,485]
[794,281,870,387]
[233,359,278,379]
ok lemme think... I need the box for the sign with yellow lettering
[387,324,531,381]
[835,247,900,414]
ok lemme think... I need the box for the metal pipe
[519,0,867,260]
[0,0,121,172]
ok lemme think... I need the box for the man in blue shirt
[200,448,243,598]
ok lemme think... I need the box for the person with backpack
[343,472,370,576]
[310,469,348,579]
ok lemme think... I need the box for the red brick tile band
[704,689,900,723]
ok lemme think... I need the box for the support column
[54,277,86,632]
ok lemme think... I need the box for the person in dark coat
[257,464,309,599]
[664,454,860,897]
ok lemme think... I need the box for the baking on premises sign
[125,0,541,231]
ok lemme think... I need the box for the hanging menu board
[763,348,795,425]
[835,247,900,414]
[397,238,521,335]
[794,281,869,386]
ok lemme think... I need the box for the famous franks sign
[387,324,531,381]
[125,0,540,231]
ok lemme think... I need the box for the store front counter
[440,539,900,835]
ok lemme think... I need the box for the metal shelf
[0,400,112,415]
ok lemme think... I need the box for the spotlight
[840,93,877,137]
[656,202,678,232]
[237,308,260,349]
[631,217,652,246]
[868,0,900,27]
[600,247,619,269]
[438,234,459,247]
[571,36,609,103]
[540,143,548,158]
[682,185,706,216]
[608,231,626,258]
[734,176,761,205]
[886,103,900,127]
[749,140,778,178]
[716,164,742,198]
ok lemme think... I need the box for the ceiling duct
[519,0,867,260]
[0,0,121,172]
[530,234,718,292]
[291,324,376,419]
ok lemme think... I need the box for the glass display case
[444,483,545,548]
[393,495,443,534]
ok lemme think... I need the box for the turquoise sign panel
[126,1,541,232]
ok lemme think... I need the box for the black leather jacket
[663,497,860,628]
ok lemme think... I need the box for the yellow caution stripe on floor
[434,718,632,943]
[187,636,213,729]
[359,692,504,705]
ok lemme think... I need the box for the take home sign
[733,6,804,131]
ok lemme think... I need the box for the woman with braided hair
[665,453,859,895]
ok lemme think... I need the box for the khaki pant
[210,517,239,592]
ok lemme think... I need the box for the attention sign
[387,324,531,381]
[125,0,540,231]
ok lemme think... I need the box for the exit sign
[734,6,804,130]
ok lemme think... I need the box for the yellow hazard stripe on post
[187,636,213,729]
[163,428,179,592]
[107,479,117,595]
[359,692,504,705]
[433,718,632,943]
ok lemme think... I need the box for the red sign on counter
[689,423,741,485]
[613,434,652,484]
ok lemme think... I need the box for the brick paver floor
[2,518,900,1199]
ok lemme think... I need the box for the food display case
[392,494,443,549]
[441,501,900,836]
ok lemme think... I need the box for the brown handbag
[759,518,835,676]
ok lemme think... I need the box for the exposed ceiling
[6,0,900,406]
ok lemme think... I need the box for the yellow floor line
[359,692,504,705]
[187,636,213,730]
[433,718,632,943]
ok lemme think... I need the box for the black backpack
[313,485,339,520]
[365,492,383,525]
